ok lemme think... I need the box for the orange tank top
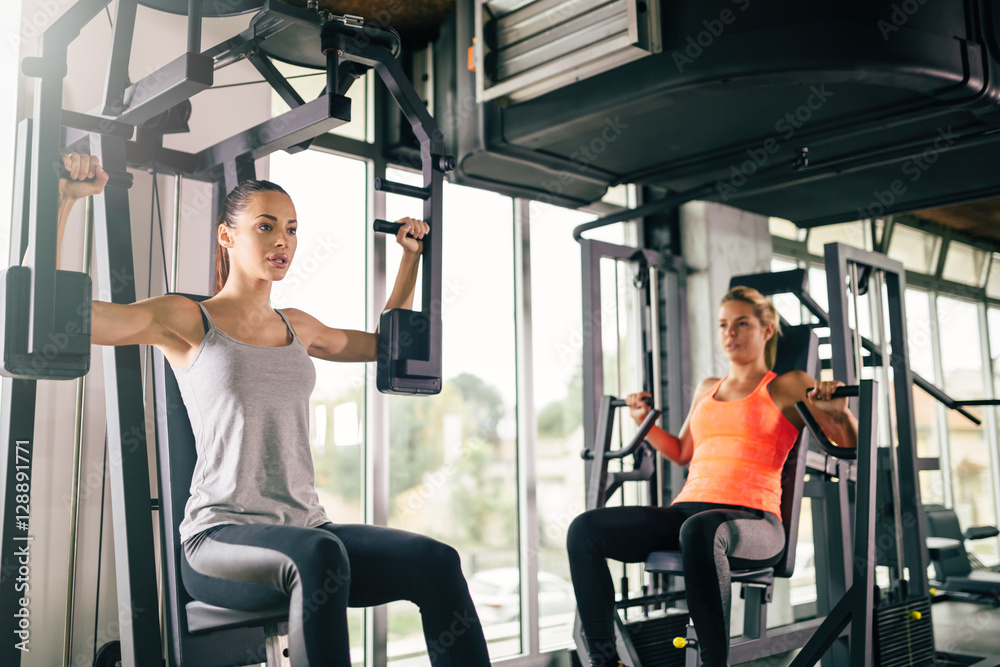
[671,371,800,518]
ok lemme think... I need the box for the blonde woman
[568,287,857,667]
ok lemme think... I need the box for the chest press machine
[0,1,454,665]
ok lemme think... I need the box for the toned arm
[282,308,377,363]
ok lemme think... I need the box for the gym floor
[736,600,1000,665]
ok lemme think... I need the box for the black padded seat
[186,601,290,634]
[922,504,1000,603]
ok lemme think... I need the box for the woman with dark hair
[567,286,858,667]
[41,153,492,667]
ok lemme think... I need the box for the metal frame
[575,237,688,664]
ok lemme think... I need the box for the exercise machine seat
[923,504,1000,598]
[154,292,290,667]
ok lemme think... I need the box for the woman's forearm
[385,252,420,311]
[21,198,76,270]
[813,408,859,449]
[644,425,687,465]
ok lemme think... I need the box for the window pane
[986,255,1000,299]
[887,225,940,274]
[769,257,802,326]
[769,217,803,241]
[905,289,935,380]
[269,149,368,663]
[942,241,989,286]
[271,62,370,143]
[937,296,997,565]
[530,202,594,651]
[386,182,519,663]
[807,221,869,256]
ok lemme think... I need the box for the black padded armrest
[965,525,1000,541]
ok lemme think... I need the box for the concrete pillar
[680,200,773,383]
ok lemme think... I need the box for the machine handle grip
[373,219,427,239]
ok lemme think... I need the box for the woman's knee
[294,531,351,585]
[679,515,725,555]
[566,512,600,553]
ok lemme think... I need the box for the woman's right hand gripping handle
[624,391,693,465]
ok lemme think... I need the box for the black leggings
[182,522,492,667]
[567,503,784,667]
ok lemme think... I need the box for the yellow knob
[908,611,922,620]
[929,588,937,596]
[673,637,688,649]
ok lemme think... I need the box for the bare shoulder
[278,307,321,344]
[154,294,211,342]
[771,370,813,403]
[692,376,720,399]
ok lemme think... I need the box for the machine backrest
[152,292,209,663]
[770,325,818,579]
[922,504,973,578]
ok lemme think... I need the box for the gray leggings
[182,522,491,667]
[567,502,784,667]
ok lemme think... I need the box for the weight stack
[622,612,688,666]
[874,597,936,667]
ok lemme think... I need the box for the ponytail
[213,179,288,294]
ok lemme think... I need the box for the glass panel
[530,202,599,651]
[887,225,941,274]
[769,217,803,241]
[920,470,946,506]
[906,290,942,459]
[807,221,869,256]
[269,149,367,663]
[942,241,989,286]
[937,296,998,565]
[904,289,935,381]
[271,62,370,143]
[987,255,1000,299]
[770,257,802,326]
[386,181,519,663]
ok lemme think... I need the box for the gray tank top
[175,300,331,544]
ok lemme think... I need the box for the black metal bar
[9,120,31,269]
[193,95,350,175]
[89,132,163,667]
[223,154,256,194]
[951,399,1000,407]
[26,35,66,355]
[794,386,860,460]
[61,110,134,139]
[374,178,431,200]
[187,0,202,55]
[605,407,660,461]
[249,51,305,109]
[102,0,138,116]
[789,380,878,667]
[115,52,213,126]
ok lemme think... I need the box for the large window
[383,170,520,663]
[528,203,634,651]
[938,297,998,564]
[269,149,369,662]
